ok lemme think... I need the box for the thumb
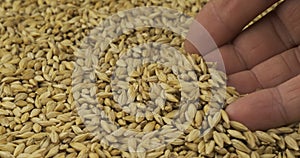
[226,75,300,131]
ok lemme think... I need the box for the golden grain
[284,135,299,151]
[255,131,276,144]
[0,0,297,157]
[227,129,246,140]
[213,131,224,148]
[231,139,251,153]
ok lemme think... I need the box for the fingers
[204,0,300,74]
[227,71,262,94]
[224,0,300,74]
[227,47,300,94]
[186,0,300,76]
[276,0,300,44]
[185,0,279,54]
[226,75,300,131]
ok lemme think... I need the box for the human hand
[185,0,300,130]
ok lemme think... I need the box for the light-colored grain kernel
[70,142,87,151]
[284,135,299,151]
[186,129,200,142]
[260,154,276,158]
[143,121,156,132]
[45,145,59,158]
[255,131,276,144]
[244,131,257,149]
[213,131,224,148]
[286,149,296,158]
[227,129,246,140]
[220,132,232,145]
[231,139,251,154]
[0,1,292,158]
[236,150,250,158]
[230,121,249,132]
[0,151,13,158]
[13,143,25,157]
[24,144,39,154]
[50,130,59,143]
[205,140,215,155]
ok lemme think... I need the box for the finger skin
[226,75,300,131]
[228,47,300,94]
[185,0,279,54]
[219,0,300,74]
[185,0,300,131]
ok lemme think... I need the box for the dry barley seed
[255,131,276,144]
[227,129,246,140]
[186,129,200,142]
[236,150,250,158]
[0,0,296,158]
[213,131,224,148]
[231,139,251,154]
[286,149,296,158]
[0,151,13,158]
[230,121,249,132]
[205,140,215,155]
[284,135,299,151]
[244,131,257,149]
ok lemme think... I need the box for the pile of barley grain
[0,0,299,158]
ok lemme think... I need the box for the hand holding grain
[185,0,300,130]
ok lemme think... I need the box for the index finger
[185,0,280,55]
